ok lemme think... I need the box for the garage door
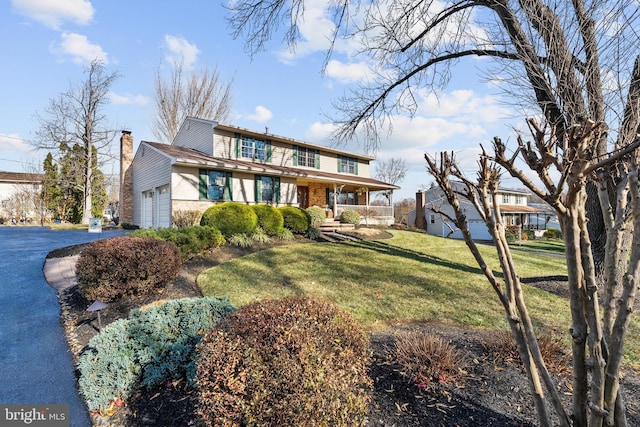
[156,185,171,228]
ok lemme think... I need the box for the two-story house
[121,117,399,229]
[407,184,552,240]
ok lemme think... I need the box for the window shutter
[326,188,330,205]
[266,140,272,163]
[224,172,233,201]
[234,133,240,158]
[274,177,281,203]
[355,160,359,175]
[255,176,262,202]
[198,169,208,200]
[315,150,320,169]
[337,156,342,173]
[293,146,298,166]
[355,192,359,205]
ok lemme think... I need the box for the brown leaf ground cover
[50,232,640,426]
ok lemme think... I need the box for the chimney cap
[121,130,132,135]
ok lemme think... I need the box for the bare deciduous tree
[153,61,234,143]
[374,157,407,205]
[34,60,120,225]
[427,116,640,426]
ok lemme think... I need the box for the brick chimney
[119,131,134,224]
[415,191,427,230]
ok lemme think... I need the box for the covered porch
[296,178,398,226]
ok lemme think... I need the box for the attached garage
[141,185,171,229]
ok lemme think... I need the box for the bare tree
[153,61,234,143]
[34,60,120,225]
[226,0,640,272]
[374,157,407,205]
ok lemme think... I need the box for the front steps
[318,219,355,233]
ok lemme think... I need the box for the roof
[498,204,548,214]
[0,171,44,183]
[180,117,376,161]
[143,141,399,191]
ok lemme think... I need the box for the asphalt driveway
[0,226,125,426]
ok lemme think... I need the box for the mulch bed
[50,232,640,426]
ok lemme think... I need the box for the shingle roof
[143,141,399,191]
[0,171,44,183]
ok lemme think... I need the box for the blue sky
[0,0,522,201]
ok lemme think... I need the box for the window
[327,190,358,207]
[236,134,271,161]
[295,146,317,168]
[430,214,435,224]
[199,170,232,201]
[255,176,281,203]
[338,156,358,174]
[502,194,510,204]
[515,195,525,205]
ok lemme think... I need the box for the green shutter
[337,156,342,173]
[255,176,262,202]
[315,150,320,169]
[355,159,359,175]
[293,146,298,166]
[224,172,233,201]
[198,169,208,200]
[274,177,281,203]
[266,140,272,163]
[235,133,240,158]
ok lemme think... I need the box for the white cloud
[0,134,32,155]
[51,32,108,64]
[109,92,151,106]
[12,0,94,30]
[246,105,273,123]
[325,60,374,83]
[164,35,200,69]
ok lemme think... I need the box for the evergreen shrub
[195,295,372,427]
[200,202,258,237]
[251,204,284,235]
[76,237,181,302]
[306,206,326,228]
[278,206,310,234]
[77,297,234,411]
[339,209,361,225]
[130,226,225,260]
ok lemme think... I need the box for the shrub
[524,229,536,240]
[129,226,225,260]
[394,331,466,389]
[504,228,517,244]
[279,206,310,234]
[306,206,326,228]
[76,237,181,303]
[340,209,361,225]
[544,228,562,239]
[251,204,284,235]
[196,295,372,427]
[200,202,258,237]
[77,297,234,411]
[251,226,271,243]
[276,227,295,241]
[172,210,202,228]
[305,225,321,240]
[228,233,254,248]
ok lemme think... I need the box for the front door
[297,186,309,209]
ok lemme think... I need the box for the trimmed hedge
[306,206,326,228]
[129,226,225,260]
[76,237,181,303]
[278,206,310,234]
[77,297,234,411]
[196,295,372,427]
[340,209,361,225]
[200,202,258,237]
[251,204,284,235]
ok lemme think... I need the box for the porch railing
[335,204,394,223]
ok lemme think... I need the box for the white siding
[173,117,215,155]
[157,184,171,227]
[132,143,172,228]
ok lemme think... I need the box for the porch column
[333,183,338,218]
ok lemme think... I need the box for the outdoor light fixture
[86,301,109,331]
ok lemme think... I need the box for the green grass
[197,230,640,366]
[510,238,566,255]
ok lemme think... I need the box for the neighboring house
[0,171,44,223]
[407,184,553,240]
[120,117,399,229]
